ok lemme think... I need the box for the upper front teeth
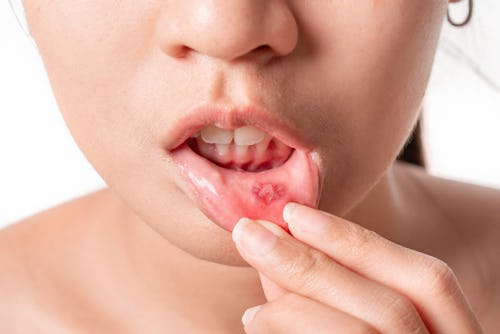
[197,125,268,146]
[200,125,233,144]
[234,126,265,145]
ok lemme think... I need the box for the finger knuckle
[283,249,328,292]
[344,224,381,260]
[422,257,460,298]
[379,293,422,333]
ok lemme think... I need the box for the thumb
[258,271,289,302]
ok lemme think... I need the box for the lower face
[23,0,448,265]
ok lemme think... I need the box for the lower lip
[170,143,320,232]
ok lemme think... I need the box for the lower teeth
[187,138,293,172]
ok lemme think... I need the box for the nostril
[253,45,271,53]
[164,45,192,59]
[157,1,298,63]
[243,44,277,63]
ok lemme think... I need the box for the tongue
[171,143,320,232]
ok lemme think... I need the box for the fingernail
[232,218,278,256]
[242,305,261,326]
[283,202,329,232]
[283,202,299,223]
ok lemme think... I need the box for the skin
[1,0,499,332]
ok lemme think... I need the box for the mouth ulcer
[169,118,319,232]
[186,125,294,172]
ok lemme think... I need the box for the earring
[447,0,473,27]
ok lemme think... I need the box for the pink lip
[165,103,314,152]
[165,102,321,232]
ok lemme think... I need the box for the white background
[1,1,499,228]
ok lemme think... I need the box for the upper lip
[165,103,314,152]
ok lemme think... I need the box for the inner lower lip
[169,136,319,232]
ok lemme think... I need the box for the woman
[1,0,497,332]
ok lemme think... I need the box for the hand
[231,203,483,333]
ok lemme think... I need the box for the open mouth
[168,108,320,233]
[187,125,294,173]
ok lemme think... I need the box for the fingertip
[242,305,262,326]
[285,203,332,233]
[283,202,300,223]
[232,217,254,243]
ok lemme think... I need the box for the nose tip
[156,1,298,63]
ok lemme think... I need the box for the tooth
[255,133,273,155]
[190,131,200,138]
[201,125,233,144]
[234,126,265,146]
[235,144,249,157]
[215,144,230,156]
[196,136,213,157]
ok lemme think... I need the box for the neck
[345,161,450,250]
[345,162,409,241]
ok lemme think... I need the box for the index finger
[284,202,483,334]
[232,217,428,333]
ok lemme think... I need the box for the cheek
[24,1,166,175]
[347,1,447,156]
[322,0,447,153]
[297,0,448,213]
[284,0,447,153]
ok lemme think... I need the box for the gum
[189,137,293,172]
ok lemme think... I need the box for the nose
[156,0,298,63]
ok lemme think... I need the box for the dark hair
[397,118,426,168]
[398,3,488,170]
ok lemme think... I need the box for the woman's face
[23,0,449,265]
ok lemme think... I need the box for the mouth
[187,125,294,173]
[168,104,320,232]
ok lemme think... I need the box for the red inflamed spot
[252,183,286,205]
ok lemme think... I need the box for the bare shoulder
[0,189,113,333]
[397,162,500,227]
[396,162,500,331]
[0,188,113,260]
